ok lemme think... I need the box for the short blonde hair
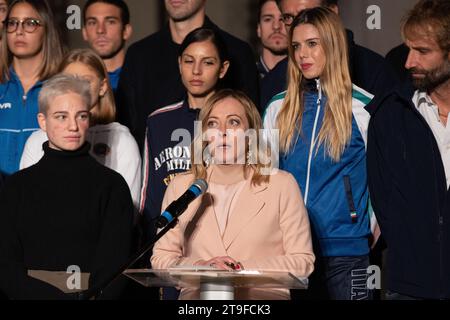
[38,74,91,115]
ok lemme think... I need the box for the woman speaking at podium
[151,89,315,300]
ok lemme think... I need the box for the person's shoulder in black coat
[124,28,167,59]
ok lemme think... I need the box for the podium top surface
[123,267,308,289]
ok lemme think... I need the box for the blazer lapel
[222,180,267,250]
[183,193,229,255]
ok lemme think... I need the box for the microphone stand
[78,217,178,300]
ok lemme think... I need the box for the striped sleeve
[351,85,380,247]
[351,85,374,148]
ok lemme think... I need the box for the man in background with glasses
[260,0,398,110]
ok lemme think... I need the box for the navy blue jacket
[367,85,450,299]
[260,30,399,111]
[141,100,199,238]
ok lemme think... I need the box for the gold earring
[246,150,253,166]
[204,154,211,168]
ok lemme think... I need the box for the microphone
[156,179,208,228]
[80,178,207,300]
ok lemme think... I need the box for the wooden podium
[124,266,308,300]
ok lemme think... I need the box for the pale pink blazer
[151,168,315,300]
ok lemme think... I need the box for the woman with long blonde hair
[152,89,315,300]
[264,7,375,300]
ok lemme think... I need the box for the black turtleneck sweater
[0,142,133,299]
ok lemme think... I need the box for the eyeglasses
[281,13,295,26]
[4,18,43,33]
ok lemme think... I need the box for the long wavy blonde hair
[277,7,352,161]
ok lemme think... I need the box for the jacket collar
[8,66,44,88]
[182,97,201,117]
[220,176,267,250]
[367,82,416,116]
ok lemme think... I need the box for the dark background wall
[59,0,416,57]
[339,0,415,55]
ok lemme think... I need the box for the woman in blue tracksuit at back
[264,7,375,300]
[0,0,63,176]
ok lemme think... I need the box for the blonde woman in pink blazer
[151,89,315,300]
